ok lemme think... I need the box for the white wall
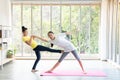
[0,0,11,26]
[99,0,109,60]
[0,0,11,66]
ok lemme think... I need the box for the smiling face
[48,32,55,40]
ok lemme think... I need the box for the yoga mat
[40,71,106,77]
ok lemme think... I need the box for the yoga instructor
[35,31,86,73]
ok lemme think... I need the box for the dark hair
[51,43,54,47]
[48,31,54,35]
[22,26,27,32]
[48,31,54,47]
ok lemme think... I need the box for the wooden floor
[0,60,120,80]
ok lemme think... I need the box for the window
[12,4,100,58]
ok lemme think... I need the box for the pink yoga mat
[40,71,106,77]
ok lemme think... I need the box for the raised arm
[61,30,71,35]
[32,35,48,42]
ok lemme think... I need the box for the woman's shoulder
[23,36,29,38]
[22,36,30,41]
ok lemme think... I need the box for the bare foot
[31,69,38,72]
[45,70,52,73]
[83,71,87,74]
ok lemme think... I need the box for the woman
[22,26,63,72]
[37,31,85,73]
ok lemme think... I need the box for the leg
[34,45,62,53]
[32,51,41,72]
[71,50,85,73]
[46,52,69,73]
[46,62,60,73]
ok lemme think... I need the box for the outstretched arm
[32,35,48,42]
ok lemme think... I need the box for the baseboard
[0,58,14,66]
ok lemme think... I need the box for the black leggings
[32,45,61,70]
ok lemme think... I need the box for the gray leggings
[58,50,80,62]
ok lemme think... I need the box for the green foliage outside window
[13,4,100,56]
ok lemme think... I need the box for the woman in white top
[36,31,85,73]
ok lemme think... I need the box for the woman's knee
[36,57,40,61]
[58,60,62,63]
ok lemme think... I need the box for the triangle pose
[35,31,86,73]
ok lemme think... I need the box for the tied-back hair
[22,26,27,32]
[51,43,54,47]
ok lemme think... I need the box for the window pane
[22,5,32,56]
[42,6,51,39]
[32,5,41,44]
[62,6,70,31]
[80,6,90,54]
[71,6,80,51]
[90,5,100,53]
[52,6,60,34]
[12,5,22,56]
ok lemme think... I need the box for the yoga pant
[58,50,80,62]
[32,45,61,69]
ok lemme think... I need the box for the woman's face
[48,33,55,40]
[23,30,28,36]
